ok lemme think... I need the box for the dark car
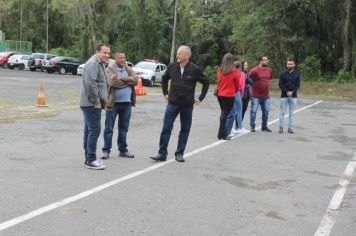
[46,56,82,75]
[28,53,56,71]
[0,51,20,68]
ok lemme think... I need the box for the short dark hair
[114,51,125,57]
[287,58,295,63]
[234,61,241,69]
[96,44,110,52]
[258,55,266,62]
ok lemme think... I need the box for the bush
[336,69,355,83]
[204,65,219,84]
[49,47,81,59]
[299,55,321,81]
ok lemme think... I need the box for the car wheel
[59,67,66,75]
[72,70,77,75]
[47,69,53,74]
[19,64,25,70]
[9,65,14,69]
[3,63,8,69]
[30,68,36,71]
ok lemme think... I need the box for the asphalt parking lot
[0,68,355,236]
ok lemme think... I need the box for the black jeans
[159,103,194,157]
[242,97,250,121]
[217,96,235,139]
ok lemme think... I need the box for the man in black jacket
[150,45,210,162]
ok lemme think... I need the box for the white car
[8,54,29,70]
[132,59,167,86]
[77,60,134,76]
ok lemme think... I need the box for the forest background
[0,0,355,91]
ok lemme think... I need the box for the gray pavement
[0,69,355,235]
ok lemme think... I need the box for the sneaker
[119,151,135,158]
[101,152,110,160]
[251,127,256,132]
[288,128,294,134]
[261,126,272,132]
[84,160,106,170]
[279,128,283,133]
[232,128,239,134]
[237,128,248,134]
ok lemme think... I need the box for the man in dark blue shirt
[278,58,301,134]
[150,45,210,162]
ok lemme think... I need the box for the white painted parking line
[314,151,356,236]
[0,100,323,232]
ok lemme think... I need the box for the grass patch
[0,110,58,123]
[270,79,356,99]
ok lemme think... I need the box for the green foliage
[336,69,356,83]
[49,47,80,59]
[203,65,219,84]
[0,0,353,81]
[299,55,321,81]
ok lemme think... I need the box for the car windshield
[9,55,20,60]
[31,54,44,59]
[134,62,156,70]
[0,52,11,57]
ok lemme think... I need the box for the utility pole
[20,0,23,52]
[46,0,49,53]
[170,0,178,63]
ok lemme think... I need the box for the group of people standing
[79,44,300,170]
[80,44,209,170]
[216,54,301,140]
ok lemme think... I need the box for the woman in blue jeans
[226,61,248,136]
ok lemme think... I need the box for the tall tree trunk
[170,0,178,63]
[342,0,352,72]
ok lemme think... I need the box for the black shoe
[175,154,185,162]
[261,126,272,132]
[288,128,294,134]
[119,151,135,158]
[278,128,283,133]
[150,154,167,162]
[251,127,255,132]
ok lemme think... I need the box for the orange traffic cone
[135,78,147,96]
[36,83,48,107]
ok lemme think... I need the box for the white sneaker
[232,128,239,134]
[84,160,106,170]
[237,128,249,134]
[228,132,234,138]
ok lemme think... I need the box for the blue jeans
[159,103,193,157]
[250,97,271,128]
[279,97,297,129]
[226,92,243,134]
[81,107,102,163]
[102,102,132,153]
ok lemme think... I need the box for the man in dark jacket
[150,45,210,162]
[278,58,301,134]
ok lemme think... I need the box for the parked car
[0,51,20,69]
[28,53,56,71]
[77,60,134,76]
[8,54,29,70]
[46,56,82,75]
[132,59,167,86]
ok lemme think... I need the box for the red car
[0,51,20,68]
